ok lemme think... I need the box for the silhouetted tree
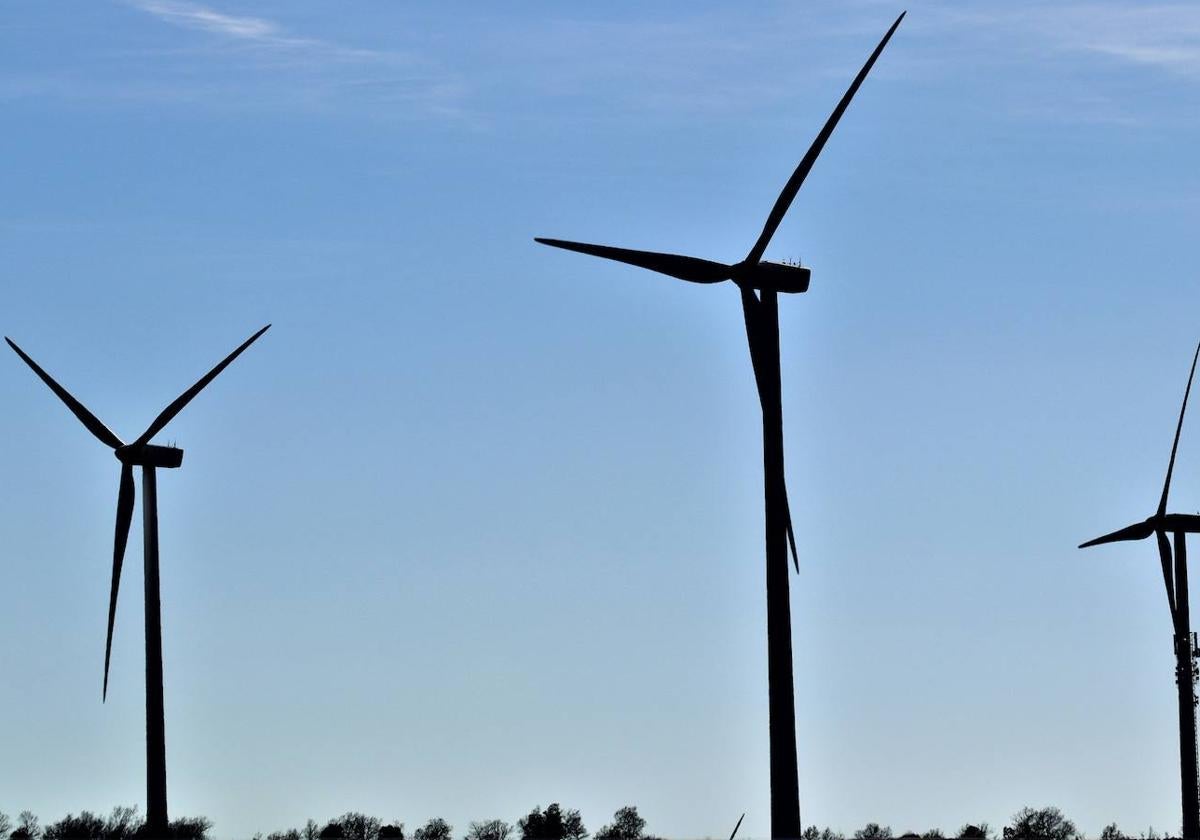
[266,831,301,840]
[318,825,344,840]
[333,815,380,840]
[14,811,41,840]
[379,827,405,840]
[595,809,646,840]
[921,832,946,839]
[43,812,105,840]
[414,821,451,840]
[518,806,585,840]
[104,808,143,840]
[800,830,844,840]
[164,816,211,840]
[1098,826,1127,840]
[854,825,892,840]
[465,821,511,840]
[303,822,320,840]
[0,816,10,839]
[562,813,584,840]
[956,827,989,840]
[1002,808,1077,840]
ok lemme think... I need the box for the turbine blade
[744,11,906,265]
[535,238,733,284]
[1158,529,1178,620]
[739,290,798,571]
[1159,341,1200,516]
[740,287,769,401]
[1175,530,1188,627]
[104,463,135,702]
[5,338,124,450]
[132,325,271,448]
[783,479,800,573]
[1078,520,1154,548]
[728,815,745,840]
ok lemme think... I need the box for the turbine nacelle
[733,260,812,295]
[116,443,183,469]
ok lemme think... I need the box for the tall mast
[143,466,168,835]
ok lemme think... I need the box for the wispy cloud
[134,1,279,40]
[38,0,478,122]
[1059,4,1200,77]
[924,2,1200,78]
[881,1,1200,127]
[128,0,388,62]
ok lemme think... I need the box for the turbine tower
[7,325,270,837]
[535,15,904,839]
[1080,342,1200,840]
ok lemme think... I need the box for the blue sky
[4,1,1200,838]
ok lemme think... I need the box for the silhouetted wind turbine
[6,325,270,837]
[535,14,904,839]
[1080,342,1200,840]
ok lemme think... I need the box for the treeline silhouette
[0,805,1182,840]
[0,807,208,840]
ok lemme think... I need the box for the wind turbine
[535,14,904,839]
[6,324,270,837]
[1080,342,1200,840]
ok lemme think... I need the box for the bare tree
[1002,808,1078,840]
[414,821,452,840]
[43,812,106,840]
[14,811,41,840]
[167,816,212,840]
[956,827,990,840]
[562,812,585,840]
[801,830,844,840]
[518,806,585,840]
[105,806,143,840]
[854,825,892,840]
[335,814,381,840]
[466,822,511,840]
[595,809,645,840]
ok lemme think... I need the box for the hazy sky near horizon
[5,1,1200,838]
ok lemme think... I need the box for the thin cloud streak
[128,0,398,63]
[5,1,477,121]
[926,2,1200,79]
[134,1,279,40]
[1044,4,1200,77]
